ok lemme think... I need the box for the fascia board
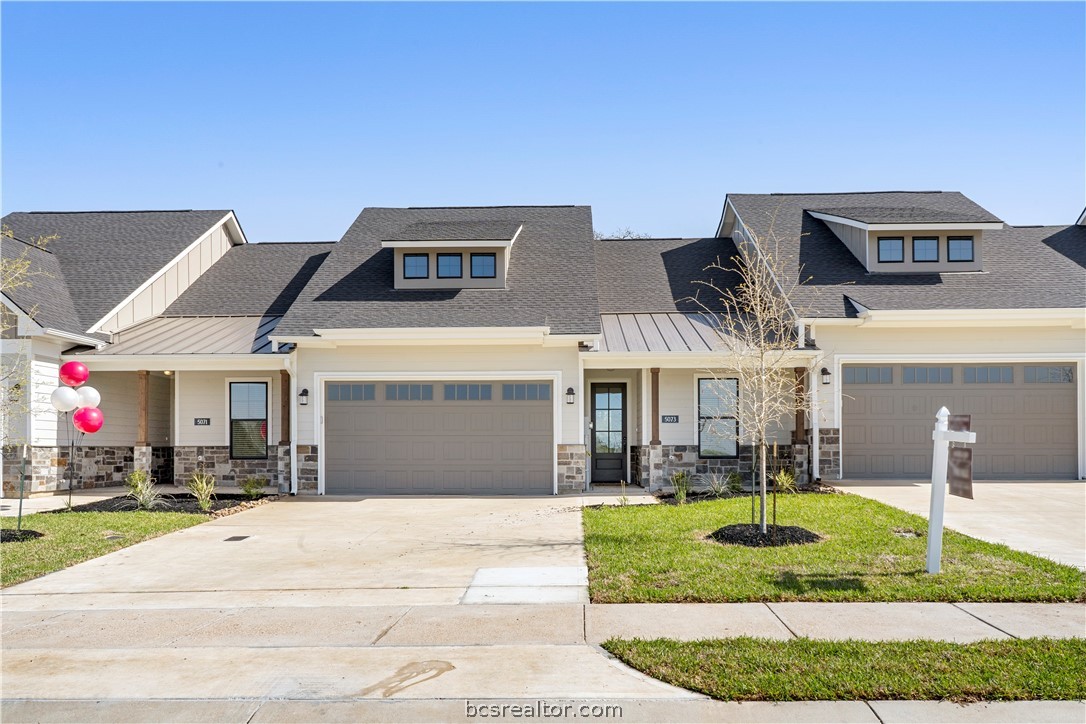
[855,307,1086,328]
[69,353,288,371]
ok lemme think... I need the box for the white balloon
[76,386,101,409]
[50,386,80,412]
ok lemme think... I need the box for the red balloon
[73,406,104,434]
[59,361,89,387]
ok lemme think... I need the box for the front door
[591,383,627,483]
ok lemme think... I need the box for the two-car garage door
[842,363,1079,479]
[323,380,553,495]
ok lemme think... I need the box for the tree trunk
[759,439,768,533]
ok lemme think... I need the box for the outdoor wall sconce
[820,368,831,385]
[299,388,310,406]
[565,387,576,405]
[163,370,173,376]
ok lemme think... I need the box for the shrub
[187,471,217,512]
[240,476,268,500]
[700,473,729,498]
[125,470,169,511]
[671,470,690,505]
[726,471,744,494]
[773,469,797,494]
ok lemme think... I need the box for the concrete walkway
[835,480,1086,569]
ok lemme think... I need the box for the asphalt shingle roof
[274,206,600,337]
[810,205,1002,225]
[164,241,334,317]
[726,192,1086,317]
[593,237,745,314]
[0,235,98,339]
[2,210,230,332]
[385,220,523,242]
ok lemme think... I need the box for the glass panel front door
[591,383,626,483]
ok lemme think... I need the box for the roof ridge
[246,241,337,246]
[402,204,583,210]
[765,191,948,197]
[23,209,215,214]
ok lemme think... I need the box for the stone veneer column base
[556,444,586,493]
[277,445,292,493]
[134,445,152,475]
[808,427,841,480]
[295,445,319,494]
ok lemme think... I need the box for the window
[947,236,974,262]
[229,382,267,459]
[437,253,462,279]
[326,383,375,401]
[1025,366,1074,383]
[912,237,939,262]
[501,383,550,401]
[444,383,493,400]
[877,237,904,263]
[471,252,497,279]
[698,378,738,458]
[403,253,429,279]
[903,366,953,384]
[963,366,1012,384]
[843,366,893,384]
[385,383,433,401]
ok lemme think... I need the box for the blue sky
[3,2,1083,241]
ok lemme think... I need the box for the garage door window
[229,382,267,459]
[327,383,375,401]
[444,383,493,400]
[964,366,1012,384]
[843,366,892,384]
[385,384,433,401]
[903,366,952,384]
[1025,366,1074,383]
[698,378,738,458]
[502,383,550,401]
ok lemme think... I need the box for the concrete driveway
[834,480,1086,570]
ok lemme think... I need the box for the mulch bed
[44,493,279,517]
[1,529,45,543]
[708,522,823,547]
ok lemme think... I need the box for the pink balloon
[73,406,104,434]
[59,361,89,387]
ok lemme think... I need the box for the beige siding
[175,370,280,447]
[96,221,235,334]
[294,344,581,445]
[825,220,867,266]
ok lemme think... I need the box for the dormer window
[947,236,974,262]
[471,253,497,279]
[912,237,939,262]
[877,237,904,263]
[437,253,463,279]
[403,253,429,279]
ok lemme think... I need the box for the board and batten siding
[294,344,582,446]
[95,222,237,334]
[824,220,868,267]
[175,370,280,447]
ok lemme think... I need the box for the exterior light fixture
[565,387,575,405]
[299,388,310,406]
[820,368,831,385]
[163,370,173,376]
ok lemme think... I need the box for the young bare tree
[690,218,817,534]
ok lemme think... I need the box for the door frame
[590,381,628,485]
[313,370,562,495]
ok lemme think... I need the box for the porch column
[277,370,292,493]
[134,370,152,475]
[792,367,810,485]
[648,367,663,490]
[650,367,661,445]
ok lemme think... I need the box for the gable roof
[274,205,600,337]
[2,210,232,332]
[164,241,334,317]
[725,192,1086,317]
[1,234,96,340]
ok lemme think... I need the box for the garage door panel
[843,364,1077,480]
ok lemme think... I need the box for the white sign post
[927,406,977,574]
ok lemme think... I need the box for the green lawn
[1,510,206,587]
[602,638,1086,702]
[584,494,1085,602]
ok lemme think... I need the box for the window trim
[227,380,268,460]
[470,252,497,279]
[697,377,739,459]
[403,253,430,279]
[436,253,463,279]
[911,236,940,263]
[947,236,975,262]
[877,237,905,264]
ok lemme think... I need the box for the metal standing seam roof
[94,316,283,355]
[598,313,730,352]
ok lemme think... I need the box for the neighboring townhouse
[1,192,1083,497]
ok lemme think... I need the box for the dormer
[381,220,522,290]
[807,207,1003,274]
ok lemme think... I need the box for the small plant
[700,473,729,498]
[670,470,690,505]
[240,476,267,500]
[187,471,217,512]
[618,479,629,507]
[125,469,169,511]
[726,471,744,494]
[773,469,797,494]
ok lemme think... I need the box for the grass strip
[584,494,1085,602]
[603,637,1086,702]
[2,510,206,587]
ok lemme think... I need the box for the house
[1,192,1083,496]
